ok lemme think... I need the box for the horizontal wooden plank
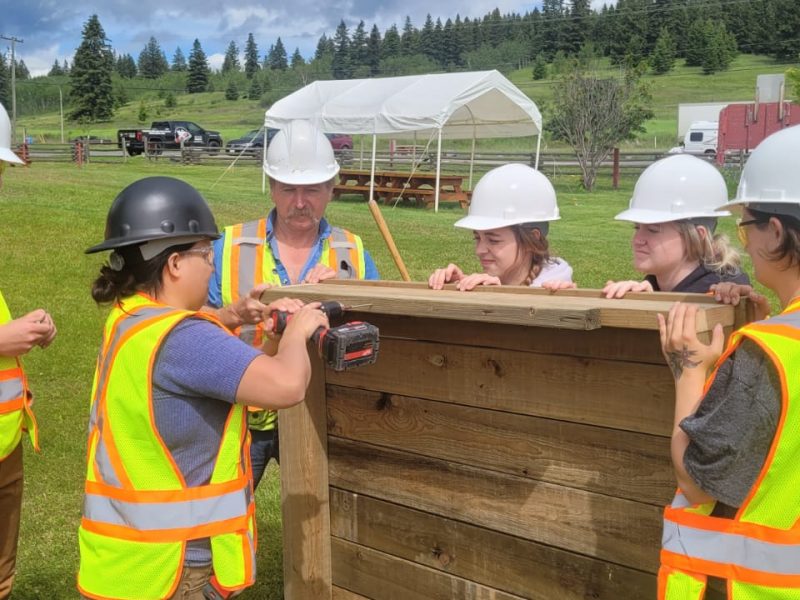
[308,280,739,331]
[354,313,667,364]
[331,489,656,600]
[333,585,371,600]
[329,438,663,573]
[327,386,674,505]
[262,285,601,331]
[327,338,675,436]
[332,537,527,600]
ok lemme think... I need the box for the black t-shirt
[645,264,750,293]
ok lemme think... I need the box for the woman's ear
[696,225,709,242]
[532,228,542,241]
[768,216,785,248]
[165,252,182,278]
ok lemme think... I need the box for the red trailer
[717,101,800,164]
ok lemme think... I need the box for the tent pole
[359,137,364,170]
[435,128,443,213]
[369,134,377,199]
[469,123,476,190]
[535,132,542,170]
[413,131,417,166]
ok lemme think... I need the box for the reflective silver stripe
[752,312,800,328]
[233,237,264,246]
[235,220,260,308]
[329,228,355,279]
[662,520,800,575]
[90,305,177,485]
[0,377,23,405]
[83,486,249,531]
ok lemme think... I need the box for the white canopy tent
[264,70,542,212]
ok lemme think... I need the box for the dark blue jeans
[249,427,279,490]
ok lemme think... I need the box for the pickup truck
[117,121,223,156]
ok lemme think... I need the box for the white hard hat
[0,103,23,165]
[615,154,729,224]
[455,164,560,231]
[264,120,339,185]
[718,125,800,217]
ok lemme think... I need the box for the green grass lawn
[0,159,762,598]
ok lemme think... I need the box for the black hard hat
[86,176,220,254]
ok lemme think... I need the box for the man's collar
[265,209,331,242]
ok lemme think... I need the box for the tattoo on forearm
[666,346,701,379]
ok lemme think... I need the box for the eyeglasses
[735,217,764,247]
[179,245,214,266]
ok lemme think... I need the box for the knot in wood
[427,353,446,367]
[376,393,393,411]
[486,358,504,378]
[431,546,452,567]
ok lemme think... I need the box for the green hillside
[14,54,799,151]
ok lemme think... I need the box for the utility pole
[1,35,23,143]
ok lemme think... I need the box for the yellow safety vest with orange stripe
[219,218,365,431]
[77,294,255,600]
[659,297,800,600]
[0,290,39,460]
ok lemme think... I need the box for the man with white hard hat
[0,101,57,599]
[205,119,378,500]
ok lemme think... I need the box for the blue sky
[2,1,591,76]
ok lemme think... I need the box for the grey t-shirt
[681,338,781,510]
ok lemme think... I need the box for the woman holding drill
[78,176,327,600]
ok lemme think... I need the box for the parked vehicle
[226,128,353,157]
[117,121,223,156]
[669,121,718,156]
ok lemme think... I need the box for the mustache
[286,208,320,223]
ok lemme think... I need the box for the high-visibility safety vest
[219,218,366,431]
[0,290,39,460]
[659,298,800,600]
[77,294,255,600]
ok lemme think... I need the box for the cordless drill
[268,301,379,371]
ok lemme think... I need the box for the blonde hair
[511,223,552,286]
[676,220,741,276]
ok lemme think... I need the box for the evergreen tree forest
[6,0,800,120]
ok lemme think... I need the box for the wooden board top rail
[260,281,739,332]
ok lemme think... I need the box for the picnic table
[332,168,470,209]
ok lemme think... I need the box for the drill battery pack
[316,321,380,371]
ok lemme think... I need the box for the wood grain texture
[332,537,528,600]
[330,488,657,600]
[280,354,332,600]
[329,438,663,573]
[326,338,676,436]
[327,386,674,505]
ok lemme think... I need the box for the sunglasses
[735,217,766,247]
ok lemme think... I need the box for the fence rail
[17,143,747,176]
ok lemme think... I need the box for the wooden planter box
[260,282,747,600]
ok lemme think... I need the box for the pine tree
[367,25,382,76]
[225,79,239,100]
[137,99,148,123]
[290,48,305,69]
[62,59,70,74]
[0,54,9,108]
[684,19,707,67]
[382,26,401,59]
[532,53,548,80]
[222,41,240,73]
[49,59,64,76]
[351,21,368,70]
[332,20,351,79]
[420,14,436,62]
[69,14,115,121]
[117,54,137,78]
[400,17,418,55]
[268,38,288,70]
[186,39,210,93]
[15,60,30,80]
[315,34,333,61]
[172,47,187,71]
[248,77,263,100]
[651,27,676,75]
[244,33,260,79]
[702,22,737,74]
[138,37,169,78]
